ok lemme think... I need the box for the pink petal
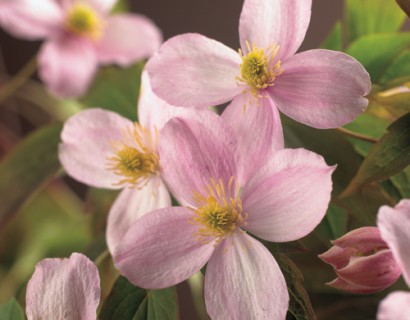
[239,0,311,61]
[378,291,410,320]
[114,207,215,289]
[146,33,242,108]
[222,93,283,183]
[59,108,133,189]
[319,245,360,270]
[242,148,334,242]
[332,227,388,253]
[159,112,238,207]
[205,233,288,320]
[106,177,171,254]
[327,277,389,295]
[0,0,63,40]
[39,36,98,98]
[26,253,100,320]
[378,200,410,287]
[96,14,162,66]
[270,49,371,128]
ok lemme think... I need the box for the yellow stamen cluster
[66,4,102,39]
[237,42,283,97]
[106,124,159,187]
[190,177,247,243]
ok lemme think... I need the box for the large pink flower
[146,0,371,129]
[377,200,410,320]
[113,111,335,319]
[59,71,205,254]
[26,253,100,320]
[0,0,162,97]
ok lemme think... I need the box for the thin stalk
[336,127,378,143]
[95,250,110,266]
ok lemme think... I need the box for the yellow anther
[66,3,102,39]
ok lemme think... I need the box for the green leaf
[316,205,348,241]
[341,112,410,197]
[0,298,24,320]
[346,33,410,83]
[391,166,410,198]
[0,123,62,228]
[396,0,410,19]
[379,50,410,85]
[82,62,144,120]
[321,21,343,51]
[100,276,179,320]
[373,91,410,118]
[345,0,405,43]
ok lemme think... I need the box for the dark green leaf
[0,298,24,320]
[390,166,410,198]
[345,0,405,43]
[341,112,410,197]
[100,276,179,320]
[321,21,343,51]
[396,0,410,19]
[346,33,410,83]
[82,62,144,120]
[0,123,62,228]
[379,50,410,85]
[316,205,348,241]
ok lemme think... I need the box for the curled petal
[26,253,100,320]
[319,245,360,270]
[146,33,242,108]
[205,233,288,320]
[327,277,390,295]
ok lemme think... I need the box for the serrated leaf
[341,112,410,197]
[100,276,179,320]
[346,33,410,83]
[321,21,343,51]
[0,123,62,228]
[0,298,24,320]
[396,0,410,19]
[82,62,144,120]
[345,0,405,43]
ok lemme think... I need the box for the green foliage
[345,0,405,43]
[321,21,343,51]
[100,276,179,320]
[0,298,24,320]
[0,124,62,228]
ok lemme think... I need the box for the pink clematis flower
[113,111,335,319]
[59,71,205,253]
[0,0,162,97]
[26,253,100,320]
[377,200,410,320]
[146,0,371,130]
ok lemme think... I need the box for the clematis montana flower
[146,0,371,130]
[377,200,410,320]
[59,71,205,253]
[26,253,100,320]
[0,0,162,97]
[113,111,335,319]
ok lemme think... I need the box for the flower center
[190,177,247,243]
[106,124,160,187]
[237,42,283,97]
[66,4,102,39]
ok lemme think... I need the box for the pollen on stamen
[189,177,248,245]
[106,124,160,188]
[66,3,103,40]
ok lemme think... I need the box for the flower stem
[336,127,378,143]
[95,249,110,266]
[0,56,38,105]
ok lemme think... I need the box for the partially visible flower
[59,71,206,253]
[147,0,370,130]
[26,253,100,320]
[0,0,162,97]
[377,200,410,320]
[319,227,401,294]
[113,111,335,319]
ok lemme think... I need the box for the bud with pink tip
[319,227,401,294]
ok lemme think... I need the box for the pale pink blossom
[113,111,335,319]
[319,227,401,294]
[0,0,162,97]
[377,200,410,320]
[59,72,205,254]
[147,0,371,130]
[26,253,100,320]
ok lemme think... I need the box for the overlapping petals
[26,253,100,320]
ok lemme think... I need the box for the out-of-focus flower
[377,200,410,320]
[0,0,162,97]
[319,227,401,294]
[147,0,370,130]
[26,253,100,320]
[59,71,207,254]
[113,110,335,319]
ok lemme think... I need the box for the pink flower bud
[319,227,401,294]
